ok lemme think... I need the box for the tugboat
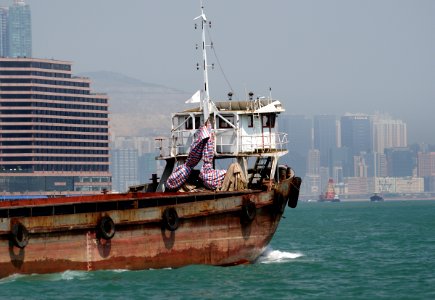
[370,193,384,202]
[0,2,301,278]
[319,178,340,202]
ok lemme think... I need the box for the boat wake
[256,247,303,264]
[0,270,90,283]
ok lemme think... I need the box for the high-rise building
[417,152,435,177]
[340,114,372,156]
[307,149,320,175]
[0,7,8,57]
[111,148,139,193]
[7,0,31,58]
[385,147,414,177]
[0,57,111,196]
[372,113,407,154]
[278,114,312,176]
[313,114,337,170]
[340,114,372,177]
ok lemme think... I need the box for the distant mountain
[80,71,191,137]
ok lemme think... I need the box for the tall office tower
[384,148,414,177]
[340,114,373,155]
[0,58,111,196]
[340,114,372,177]
[313,115,338,170]
[372,113,407,154]
[7,0,31,57]
[111,148,139,193]
[363,151,387,177]
[417,152,435,192]
[307,149,320,175]
[417,152,435,177]
[278,114,312,176]
[303,149,321,196]
[0,7,8,57]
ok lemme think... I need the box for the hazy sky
[2,0,434,143]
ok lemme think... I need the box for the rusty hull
[0,178,294,278]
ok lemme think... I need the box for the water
[1,200,434,299]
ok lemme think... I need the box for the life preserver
[162,207,179,231]
[274,193,287,214]
[11,222,29,248]
[241,200,256,224]
[288,177,302,208]
[98,216,116,240]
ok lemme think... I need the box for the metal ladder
[248,156,271,188]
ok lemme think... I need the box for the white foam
[0,273,26,284]
[42,270,88,281]
[257,247,303,264]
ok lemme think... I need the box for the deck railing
[157,130,288,158]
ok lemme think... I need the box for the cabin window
[184,116,201,129]
[218,115,234,129]
[262,114,276,128]
[248,115,254,127]
[194,116,201,129]
[185,117,193,129]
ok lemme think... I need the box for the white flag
[185,90,201,103]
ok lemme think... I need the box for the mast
[194,0,211,122]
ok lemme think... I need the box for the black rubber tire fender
[98,216,116,240]
[241,200,257,224]
[162,207,179,231]
[11,222,29,248]
[274,193,287,214]
[288,177,302,208]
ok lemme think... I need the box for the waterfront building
[0,57,111,196]
[369,177,424,194]
[302,174,320,197]
[345,177,369,195]
[7,0,31,58]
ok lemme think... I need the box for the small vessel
[0,2,301,278]
[319,178,340,202]
[370,193,384,202]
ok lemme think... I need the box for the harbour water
[1,200,434,299]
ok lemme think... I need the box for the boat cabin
[167,98,287,157]
[156,97,289,192]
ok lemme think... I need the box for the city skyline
[0,0,432,144]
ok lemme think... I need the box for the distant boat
[319,178,340,202]
[370,193,384,202]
